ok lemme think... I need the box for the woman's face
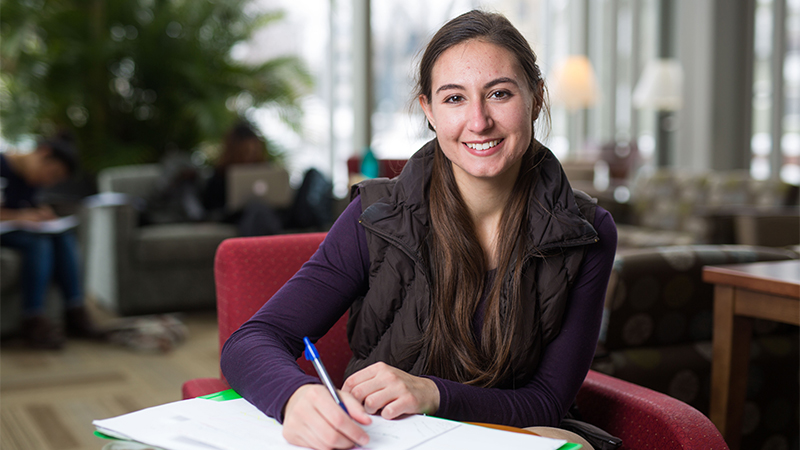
[419,39,536,186]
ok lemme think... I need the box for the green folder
[95,389,581,449]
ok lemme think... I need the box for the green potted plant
[1,0,312,173]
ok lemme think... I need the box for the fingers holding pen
[283,384,371,449]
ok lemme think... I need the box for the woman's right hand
[283,384,372,450]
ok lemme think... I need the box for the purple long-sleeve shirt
[220,196,617,428]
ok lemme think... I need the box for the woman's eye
[444,95,463,103]
[491,90,510,99]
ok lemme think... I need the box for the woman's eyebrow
[434,77,520,95]
[484,77,519,90]
[435,83,464,94]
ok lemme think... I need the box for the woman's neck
[454,169,519,269]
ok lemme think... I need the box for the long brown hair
[416,10,548,387]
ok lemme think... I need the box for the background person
[202,120,268,217]
[0,133,102,349]
[221,10,617,450]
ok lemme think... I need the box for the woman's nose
[468,101,493,133]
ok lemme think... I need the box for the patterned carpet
[0,310,220,450]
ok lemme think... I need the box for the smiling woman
[220,9,617,450]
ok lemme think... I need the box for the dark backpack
[288,168,332,230]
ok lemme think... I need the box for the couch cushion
[133,223,237,264]
[602,245,799,351]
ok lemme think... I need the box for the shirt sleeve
[220,196,370,422]
[428,207,617,427]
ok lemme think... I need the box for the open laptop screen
[225,164,293,213]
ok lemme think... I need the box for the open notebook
[93,390,580,450]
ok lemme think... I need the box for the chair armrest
[576,370,728,450]
[82,197,140,311]
[182,378,230,399]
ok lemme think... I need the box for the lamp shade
[632,59,684,111]
[549,55,599,111]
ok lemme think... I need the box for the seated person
[202,121,268,218]
[0,132,102,349]
[220,10,617,450]
[203,121,291,236]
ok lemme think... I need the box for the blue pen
[304,337,350,416]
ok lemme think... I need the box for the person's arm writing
[220,197,372,449]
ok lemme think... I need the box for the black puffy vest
[345,140,598,388]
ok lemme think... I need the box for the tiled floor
[0,310,219,450]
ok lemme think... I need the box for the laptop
[226,164,294,212]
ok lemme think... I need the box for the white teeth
[466,140,500,151]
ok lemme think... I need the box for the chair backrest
[97,164,161,198]
[214,232,352,388]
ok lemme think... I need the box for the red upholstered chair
[181,232,351,398]
[576,370,728,450]
[182,232,728,450]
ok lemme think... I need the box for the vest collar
[359,139,598,257]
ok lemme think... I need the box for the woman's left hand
[342,362,440,420]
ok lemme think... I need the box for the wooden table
[703,259,800,450]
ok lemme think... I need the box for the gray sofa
[84,164,238,316]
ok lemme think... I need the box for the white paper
[0,215,78,234]
[413,420,566,450]
[83,192,130,208]
[361,414,459,450]
[94,397,568,450]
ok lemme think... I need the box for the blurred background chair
[593,244,799,449]
[613,169,798,249]
[84,164,238,316]
[182,232,729,450]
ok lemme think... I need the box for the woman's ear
[418,95,436,131]
[531,81,544,122]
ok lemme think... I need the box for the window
[751,0,800,184]
[252,0,666,194]
[245,0,354,195]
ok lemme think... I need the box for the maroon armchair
[181,232,343,398]
[182,233,728,450]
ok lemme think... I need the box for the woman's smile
[463,138,505,157]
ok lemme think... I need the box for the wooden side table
[703,259,800,450]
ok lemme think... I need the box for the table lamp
[549,55,599,159]
[550,55,599,112]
